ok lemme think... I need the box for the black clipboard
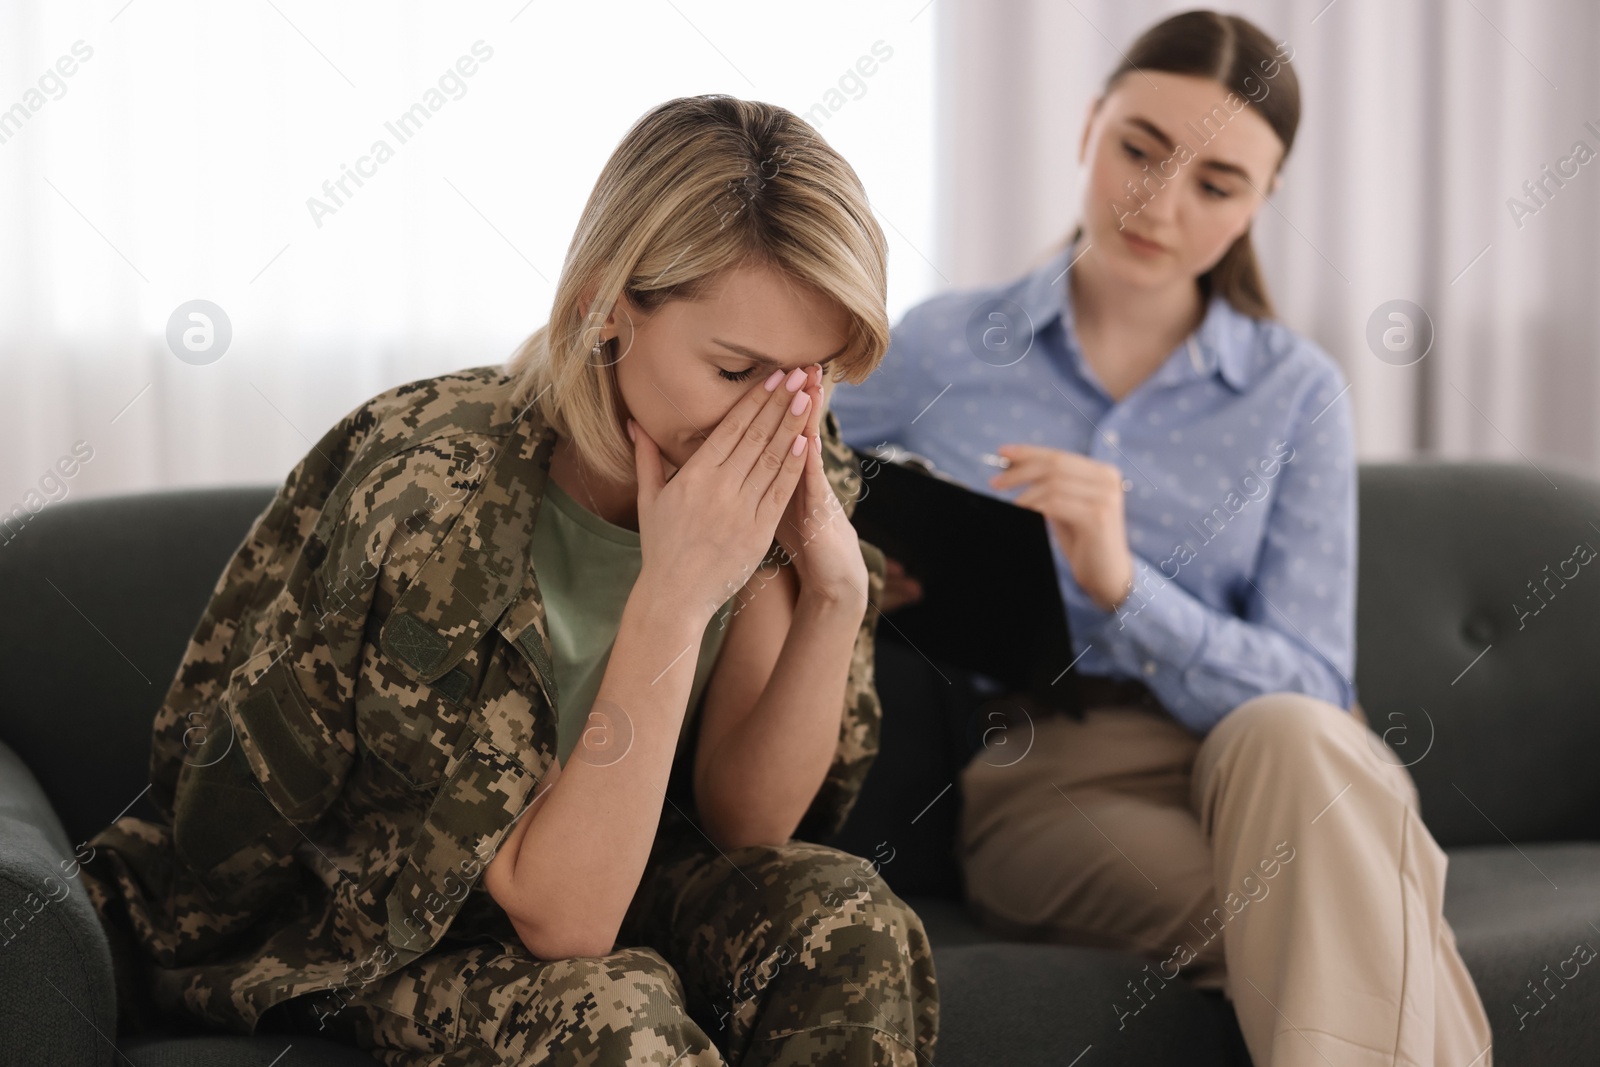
[846,443,1081,716]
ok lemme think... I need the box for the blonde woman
[83,95,937,1067]
[829,11,1490,1066]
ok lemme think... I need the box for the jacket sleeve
[146,405,377,825]
[792,408,889,842]
[149,418,497,898]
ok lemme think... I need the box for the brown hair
[504,95,890,485]
[1061,9,1300,319]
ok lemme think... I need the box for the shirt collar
[1014,238,1256,394]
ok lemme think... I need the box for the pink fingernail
[791,432,806,456]
[789,389,810,416]
[784,367,806,392]
[812,434,821,454]
[764,369,785,391]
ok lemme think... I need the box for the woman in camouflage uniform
[82,95,938,1066]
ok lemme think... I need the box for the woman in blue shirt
[829,10,1491,1065]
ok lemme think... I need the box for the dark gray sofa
[2,462,1597,1066]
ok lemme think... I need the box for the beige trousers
[958,690,1493,1067]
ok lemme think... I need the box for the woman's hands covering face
[628,365,820,618]
[770,364,869,608]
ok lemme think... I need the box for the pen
[982,449,1134,492]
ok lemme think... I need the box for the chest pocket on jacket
[354,611,477,788]
[171,642,355,894]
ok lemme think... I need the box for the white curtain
[0,0,936,502]
[933,0,1600,471]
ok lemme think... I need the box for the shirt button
[1121,478,1133,492]
[1142,659,1157,676]
[1103,429,1120,446]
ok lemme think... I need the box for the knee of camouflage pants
[290,842,940,1066]
[277,942,724,1067]
[462,946,725,1066]
[643,839,939,1067]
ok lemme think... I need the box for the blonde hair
[505,94,891,486]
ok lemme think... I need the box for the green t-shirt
[533,478,735,768]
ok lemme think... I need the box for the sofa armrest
[0,737,116,1067]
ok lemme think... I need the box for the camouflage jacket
[83,364,888,1035]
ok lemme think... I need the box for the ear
[577,285,625,345]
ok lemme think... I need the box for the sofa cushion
[932,940,1249,1066]
[1444,843,1600,1064]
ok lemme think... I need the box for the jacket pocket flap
[226,645,352,823]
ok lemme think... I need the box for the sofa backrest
[1,463,1595,880]
[0,487,277,846]
[1354,462,1600,848]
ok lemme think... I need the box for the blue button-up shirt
[830,241,1357,734]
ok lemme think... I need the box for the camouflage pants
[271,823,938,1066]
